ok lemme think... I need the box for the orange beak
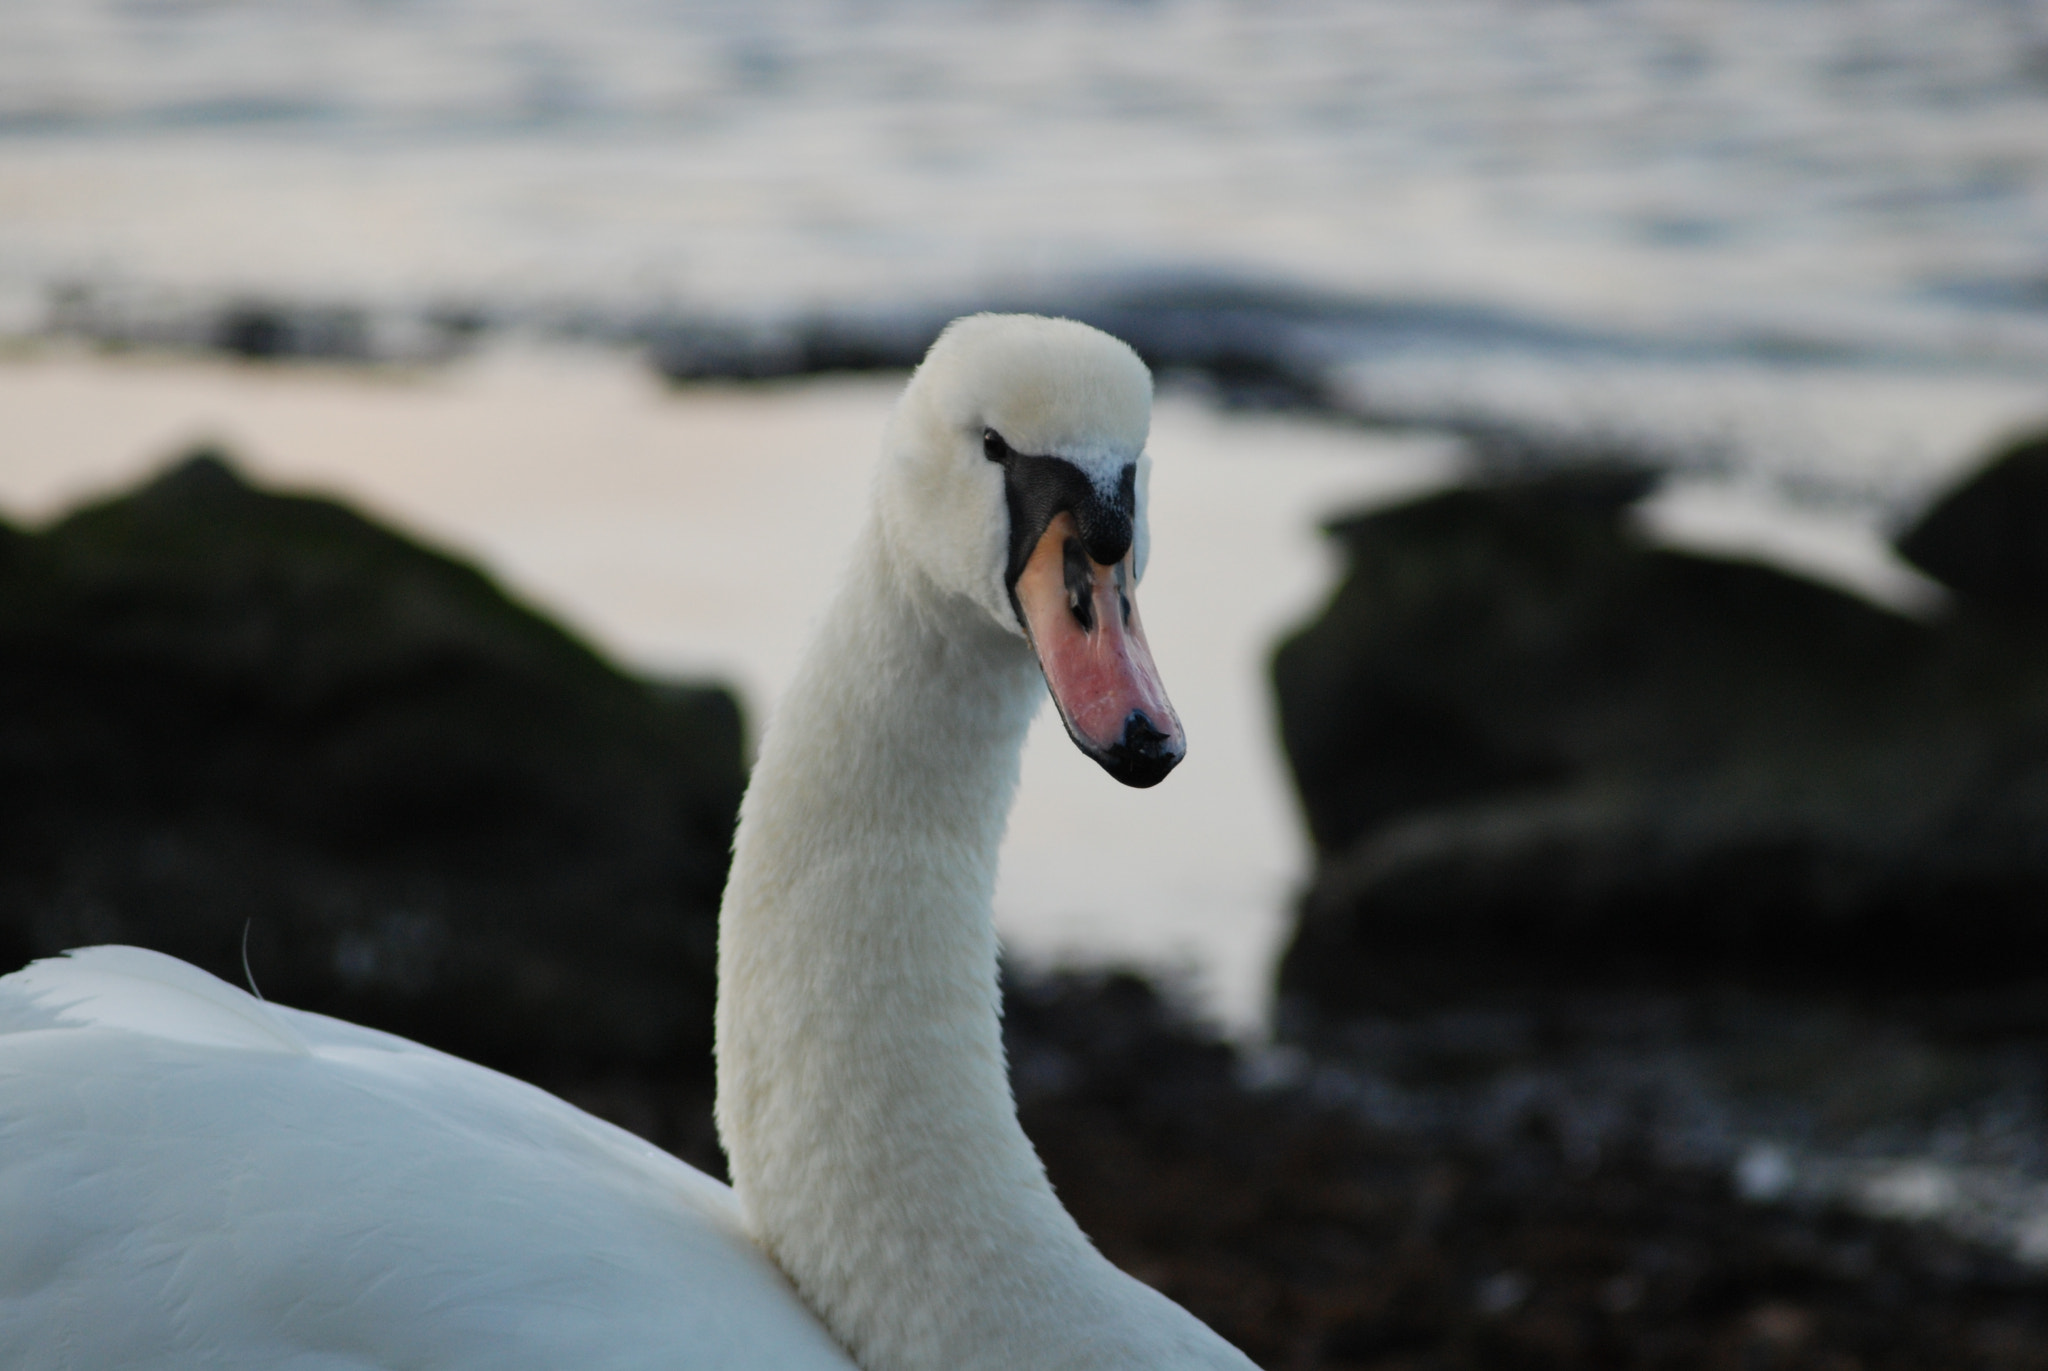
[1013,510,1184,788]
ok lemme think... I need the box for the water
[6,0,2046,505]
[4,1,2046,339]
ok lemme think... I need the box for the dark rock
[1272,460,2048,1028]
[212,300,371,360]
[646,280,1348,410]
[0,449,745,1085]
[1897,430,2048,614]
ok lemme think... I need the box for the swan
[0,314,1257,1371]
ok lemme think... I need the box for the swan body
[0,946,854,1369]
[0,315,1254,1371]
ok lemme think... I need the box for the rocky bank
[1273,432,2048,1030]
[0,451,744,1128]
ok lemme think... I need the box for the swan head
[879,313,1184,787]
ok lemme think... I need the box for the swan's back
[0,947,854,1371]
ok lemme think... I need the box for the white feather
[0,947,851,1369]
[0,944,309,1053]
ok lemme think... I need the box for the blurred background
[5,1,2048,1366]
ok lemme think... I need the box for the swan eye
[983,428,1009,462]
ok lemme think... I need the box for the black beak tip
[1093,709,1184,789]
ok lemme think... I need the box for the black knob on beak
[1099,710,1182,789]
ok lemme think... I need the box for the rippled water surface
[7,0,2047,503]
[3,0,2043,333]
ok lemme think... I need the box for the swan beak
[1014,510,1185,788]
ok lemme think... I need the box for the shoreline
[0,342,1461,1031]
[25,268,2048,521]
[2,339,2038,1028]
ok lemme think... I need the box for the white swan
[0,314,1257,1371]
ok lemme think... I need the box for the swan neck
[714,530,1242,1371]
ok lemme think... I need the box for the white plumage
[0,315,1254,1371]
[0,946,853,1369]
